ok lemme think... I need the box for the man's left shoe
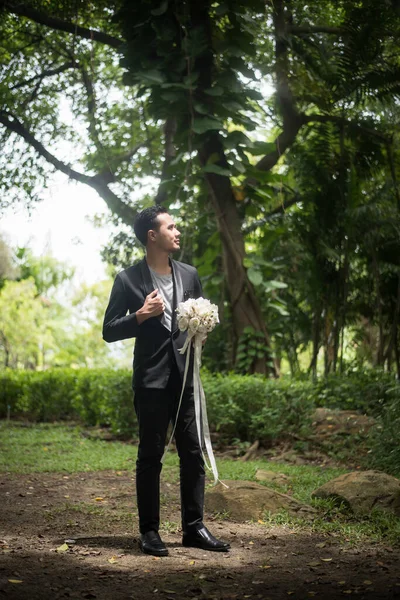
[182,525,230,552]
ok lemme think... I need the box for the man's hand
[136,290,165,324]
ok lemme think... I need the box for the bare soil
[1,470,399,600]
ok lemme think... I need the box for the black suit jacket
[102,258,203,389]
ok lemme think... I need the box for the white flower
[189,317,200,333]
[178,316,189,332]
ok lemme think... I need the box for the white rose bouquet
[176,297,219,341]
[162,297,225,486]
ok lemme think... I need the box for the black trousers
[134,366,205,534]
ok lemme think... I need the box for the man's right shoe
[139,530,169,557]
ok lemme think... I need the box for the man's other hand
[136,290,165,324]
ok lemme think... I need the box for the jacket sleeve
[102,274,141,343]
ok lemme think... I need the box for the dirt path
[1,471,399,600]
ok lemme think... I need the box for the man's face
[149,212,181,252]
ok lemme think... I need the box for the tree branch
[0,111,136,224]
[243,195,300,233]
[289,25,345,36]
[10,61,76,90]
[2,1,122,49]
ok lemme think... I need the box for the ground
[1,470,400,600]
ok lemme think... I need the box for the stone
[255,470,291,486]
[311,408,376,438]
[312,470,400,516]
[205,480,316,521]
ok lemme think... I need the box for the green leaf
[263,280,288,292]
[193,102,209,115]
[151,1,168,16]
[192,117,223,134]
[140,70,165,84]
[203,164,231,177]
[249,141,276,156]
[222,130,252,149]
[247,268,263,286]
[204,86,224,96]
[268,302,290,316]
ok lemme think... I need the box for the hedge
[0,369,135,436]
[1,368,399,448]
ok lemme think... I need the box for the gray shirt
[149,266,183,332]
[149,267,173,331]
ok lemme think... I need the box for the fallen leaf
[257,520,265,524]
[316,543,326,548]
[56,543,69,553]
[108,556,118,564]
[321,558,333,562]
[363,580,373,586]
[308,561,320,567]
[95,497,104,502]
[42,447,48,451]
[8,579,23,584]
[163,591,176,594]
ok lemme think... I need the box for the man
[102,205,230,557]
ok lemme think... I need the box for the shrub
[365,388,400,476]
[203,372,315,444]
[0,368,135,437]
[311,370,398,416]
[1,368,398,451]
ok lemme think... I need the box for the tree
[1,0,399,374]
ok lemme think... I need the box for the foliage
[366,392,400,476]
[311,369,400,417]
[0,278,54,369]
[1,0,400,375]
[0,368,135,436]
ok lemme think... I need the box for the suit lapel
[170,258,178,332]
[139,257,155,298]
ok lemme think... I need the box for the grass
[1,420,400,545]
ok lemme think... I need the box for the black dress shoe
[139,530,168,557]
[182,525,230,552]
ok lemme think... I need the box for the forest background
[1,0,400,474]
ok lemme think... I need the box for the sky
[1,172,111,286]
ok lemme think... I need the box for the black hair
[133,205,168,246]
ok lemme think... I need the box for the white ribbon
[161,331,228,488]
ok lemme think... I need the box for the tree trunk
[190,3,278,376]
[200,142,278,375]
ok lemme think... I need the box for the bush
[311,370,398,416]
[0,368,135,437]
[365,388,400,476]
[202,372,315,444]
[1,368,398,452]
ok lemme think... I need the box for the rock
[312,470,400,516]
[205,480,316,521]
[255,470,291,486]
[311,408,376,438]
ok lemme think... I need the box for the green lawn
[1,420,399,544]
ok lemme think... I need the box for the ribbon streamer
[161,331,227,488]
